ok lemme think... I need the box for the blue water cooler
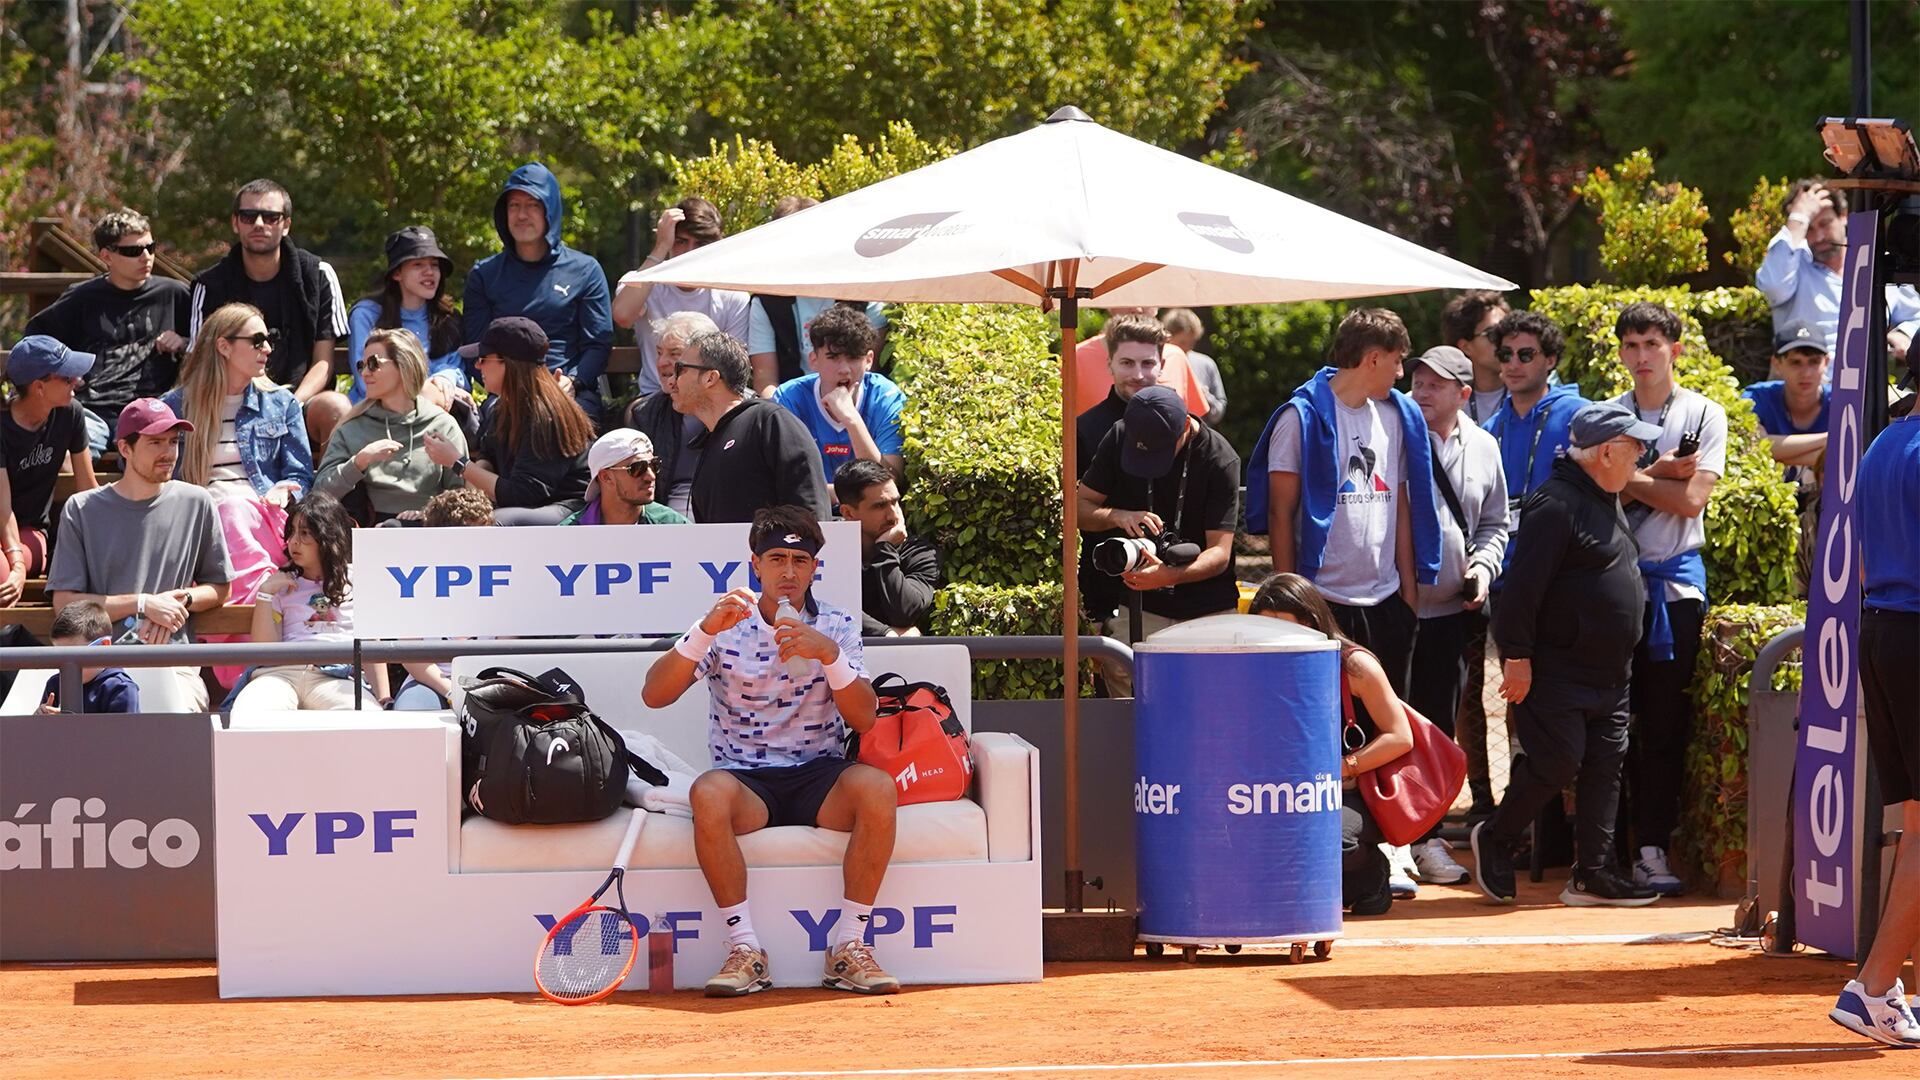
[1133,613,1343,947]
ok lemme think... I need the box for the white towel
[621,729,700,819]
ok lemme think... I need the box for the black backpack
[456,666,667,825]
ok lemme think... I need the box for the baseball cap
[114,397,195,442]
[1774,324,1828,355]
[1119,385,1189,479]
[459,316,548,364]
[585,428,655,499]
[1568,400,1663,449]
[1411,345,1472,384]
[6,335,95,385]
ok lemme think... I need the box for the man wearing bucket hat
[1471,400,1662,909]
[48,397,232,709]
[560,429,688,526]
[0,337,101,590]
[345,225,470,406]
[1076,384,1240,695]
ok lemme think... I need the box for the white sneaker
[1382,843,1418,898]
[1411,837,1470,884]
[1830,978,1920,1047]
[1631,846,1684,896]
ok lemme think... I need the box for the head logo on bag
[546,738,571,765]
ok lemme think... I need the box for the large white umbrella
[628,107,1516,909]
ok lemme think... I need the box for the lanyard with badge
[1505,399,1558,533]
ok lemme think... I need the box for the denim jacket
[161,383,314,497]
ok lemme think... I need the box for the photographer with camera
[1076,385,1240,696]
[1405,346,1507,884]
[1610,302,1726,898]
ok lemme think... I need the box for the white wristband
[1788,212,1811,226]
[822,653,859,691]
[675,623,716,662]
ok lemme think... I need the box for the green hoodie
[314,399,468,517]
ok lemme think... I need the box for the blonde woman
[162,303,310,600]
[315,328,467,521]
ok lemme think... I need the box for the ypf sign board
[1792,209,1876,958]
[0,712,216,960]
[351,522,861,639]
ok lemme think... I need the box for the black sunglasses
[1495,346,1541,364]
[236,208,287,225]
[356,355,389,374]
[673,362,718,379]
[622,459,659,478]
[109,242,156,257]
[224,330,280,351]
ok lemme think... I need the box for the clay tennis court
[5,875,1909,1080]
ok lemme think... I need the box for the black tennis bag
[456,666,667,825]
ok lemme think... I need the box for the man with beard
[1757,180,1920,362]
[561,429,688,527]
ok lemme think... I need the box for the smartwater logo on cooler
[1134,776,1183,815]
[1226,774,1339,816]
[0,797,202,870]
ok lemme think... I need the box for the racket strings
[536,907,638,1002]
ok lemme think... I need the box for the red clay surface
[6,875,1915,1080]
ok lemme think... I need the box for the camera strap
[1147,445,1193,541]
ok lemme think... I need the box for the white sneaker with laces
[1382,843,1418,898]
[1830,978,1920,1047]
[1411,837,1470,884]
[1632,845,1684,895]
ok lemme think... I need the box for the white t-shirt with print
[1618,384,1728,602]
[1267,398,1404,605]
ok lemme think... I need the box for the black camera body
[1093,528,1201,576]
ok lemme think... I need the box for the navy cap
[1774,324,1827,355]
[1569,400,1664,449]
[6,335,95,385]
[460,316,548,364]
[1119,385,1189,479]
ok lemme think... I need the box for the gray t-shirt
[1266,399,1404,605]
[47,482,233,642]
[620,277,752,396]
[1616,385,1728,602]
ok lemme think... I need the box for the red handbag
[1341,665,1468,847]
[848,674,972,805]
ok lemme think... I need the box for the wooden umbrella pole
[1055,259,1085,913]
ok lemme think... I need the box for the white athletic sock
[832,899,874,950]
[719,901,757,949]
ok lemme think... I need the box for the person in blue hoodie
[463,163,613,421]
[1482,310,1589,573]
[1245,307,1441,696]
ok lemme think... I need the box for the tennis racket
[534,808,648,1004]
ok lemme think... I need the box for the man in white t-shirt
[1612,301,1727,898]
[612,197,752,397]
[1253,308,1443,694]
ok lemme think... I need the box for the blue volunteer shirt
[771,371,906,482]
[1861,415,1920,613]
[689,595,867,768]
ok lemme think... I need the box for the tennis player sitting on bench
[641,504,896,996]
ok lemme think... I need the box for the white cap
[586,428,655,499]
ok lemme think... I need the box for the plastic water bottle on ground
[774,596,812,679]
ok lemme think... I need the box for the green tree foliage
[667,123,956,235]
[1576,149,1711,288]
[1726,175,1790,279]
[1680,602,1803,894]
[1598,0,1920,222]
[1528,283,1797,606]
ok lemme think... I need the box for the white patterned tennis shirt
[689,595,867,768]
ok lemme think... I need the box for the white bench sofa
[212,643,1043,997]
[1,665,199,714]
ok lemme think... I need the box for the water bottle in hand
[774,596,812,679]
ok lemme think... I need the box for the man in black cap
[1075,384,1240,695]
[1471,400,1662,909]
[1743,324,1830,595]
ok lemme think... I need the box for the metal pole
[1849,0,1871,118]
[1056,261,1086,913]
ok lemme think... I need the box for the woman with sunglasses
[424,316,590,525]
[315,328,468,522]
[345,227,469,409]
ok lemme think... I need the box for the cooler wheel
[1224,944,1241,955]
[1314,940,1332,960]
[1288,942,1305,963]
[1143,942,1164,959]
[1180,945,1199,963]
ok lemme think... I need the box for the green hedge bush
[928,582,1095,701]
[1575,149,1712,288]
[1527,284,1799,606]
[1679,602,1804,896]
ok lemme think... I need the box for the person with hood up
[314,327,469,522]
[464,163,613,421]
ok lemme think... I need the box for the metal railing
[0,634,1135,714]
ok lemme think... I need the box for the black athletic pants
[1328,593,1418,697]
[1487,676,1630,872]
[1628,598,1704,854]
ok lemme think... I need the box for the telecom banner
[351,521,861,639]
[1791,209,1876,958]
